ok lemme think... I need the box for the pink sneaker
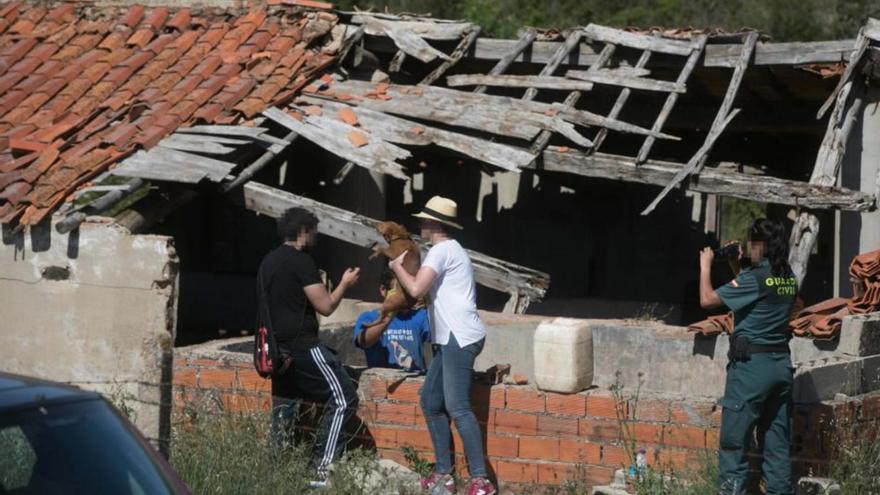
[465,477,496,495]
[421,472,456,494]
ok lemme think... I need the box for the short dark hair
[277,207,318,242]
[380,269,394,290]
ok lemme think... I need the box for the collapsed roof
[2,2,878,310]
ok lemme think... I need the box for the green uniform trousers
[718,352,794,495]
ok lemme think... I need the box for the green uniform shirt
[715,259,797,346]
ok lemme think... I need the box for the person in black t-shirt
[258,207,360,482]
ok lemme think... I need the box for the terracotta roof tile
[0,3,340,226]
[165,9,191,31]
[142,7,169,31]
[119,5,145,29]
[126,28,154,49]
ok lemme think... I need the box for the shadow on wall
[1,219,82,259]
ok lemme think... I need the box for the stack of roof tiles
[791,249,880,339]
[688,312,734,336]
[0,2,339,226]
[689,250,880,339]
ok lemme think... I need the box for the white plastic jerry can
[533,317,594,393]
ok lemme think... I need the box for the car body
[0,372,190,494]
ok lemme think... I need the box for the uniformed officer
[699,218,798,495]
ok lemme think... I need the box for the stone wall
[0,221,178,451]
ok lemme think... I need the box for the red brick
[538,415,579,436]
[367,426,398,449]
[236,368,270,392]
[198,368,236,389]
[559,439,601,464]
[494,460,538,483]
[519,437,559,460]
[538,462,578,485]
[386,380,421,403]
[397,428,433,450]
[221,392,270,413]
[636,399,672,423]
[377,448,411,467]
[663,425,707,449]
[578,418,621,441]
[486,434,518,457]
[670,401,717,426]
[586,393,623,419]
[861,394,880,420]
[631,422,665,446]
[471,383,505,414]
[190,358,221,368]
[172,367,197,388]
[601,445,628,468]
[705,426,720,448]
[546,393,587,416]
[375,402,416,426]
[364,376,387,400]
[493,410,538,436]
[506,386,546,413]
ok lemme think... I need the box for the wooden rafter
[242,181,550,311]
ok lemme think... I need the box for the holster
[728,335,751,362]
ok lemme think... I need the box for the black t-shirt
[258,245,322,349]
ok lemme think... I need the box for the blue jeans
[420,333,487,477]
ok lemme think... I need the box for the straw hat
[412,196,463,230]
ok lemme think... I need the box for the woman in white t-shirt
[389,196,494,495]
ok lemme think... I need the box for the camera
[714,243,741,260]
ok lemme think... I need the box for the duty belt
[728,335,789,362]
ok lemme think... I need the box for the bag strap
[257,264,281,364]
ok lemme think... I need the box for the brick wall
[172,352,880,492]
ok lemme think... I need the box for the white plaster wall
[0,221,178,451]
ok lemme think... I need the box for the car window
[0,426,37,490]
[0,399,177,495]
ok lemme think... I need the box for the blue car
[0,372,190,495]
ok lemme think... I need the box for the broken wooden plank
[537,149,874,211]
[565,69,685,93]
[324,80,667,141]
[319,80,594,146]
[421,25,481,85]
[790,78,868,286]
[704,39,854,67]
[523,29,584,102]
[242,181,550,303]
[165,133,253,146]
[475,28,538,94]
[56,178,144,234]
[174,125,268,136]
[389,50,406,72]
[349,14,471,40]
[640,109,741,215]
[817,28,870,119]
[582,24,697,56]
[694,31,758,174]
[529,44,616,156]
[597,66,651,78]
[388,35,854,68]
[592,47,653,151]
[364,18,451,63]
[448,74,595,91]
[636,34,708,164]
[297,97,535,171]
[158,139,235,155]
[114,152,210,184]
[262,107,410,180]
[221,130,299,193]
[147,147,238,181]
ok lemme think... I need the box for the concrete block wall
[171,347,877,492]
[0,222,178,450]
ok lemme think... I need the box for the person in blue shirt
[353,270,431,372]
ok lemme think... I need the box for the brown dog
[364,221,421,327]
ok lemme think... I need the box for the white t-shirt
[421,239,486,347]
